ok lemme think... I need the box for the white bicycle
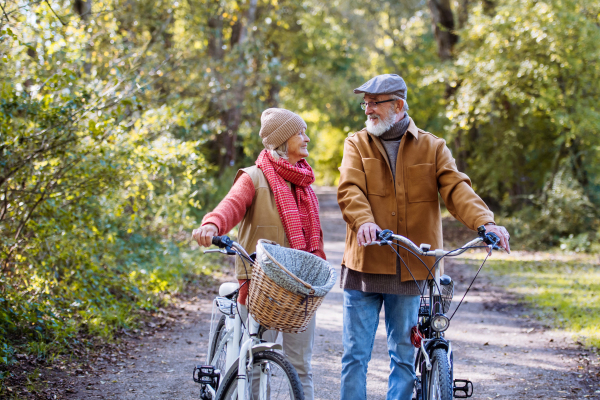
[194,235,304,400]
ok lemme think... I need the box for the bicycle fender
[251,342,283,352]
[425,338,450,353]
[219,343,285,380]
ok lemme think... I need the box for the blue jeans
[340,289,420,400]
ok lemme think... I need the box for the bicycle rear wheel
[215,350,304,400]
[423,348,452,400]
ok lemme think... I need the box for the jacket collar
[406,118,419,140]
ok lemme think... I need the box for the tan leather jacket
[337,118,494,281]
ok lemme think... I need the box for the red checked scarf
[256,149,321,253]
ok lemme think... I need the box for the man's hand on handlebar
[192,223,218,247]
[485,224,511,254]
[357,222,382,247]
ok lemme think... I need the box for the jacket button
[392,212,396,216]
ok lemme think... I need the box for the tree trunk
[428,0,458,61]
[214,0,259,171]
[73,0,92,18]
[457,0,470,29]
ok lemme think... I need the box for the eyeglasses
[360,99,397,110]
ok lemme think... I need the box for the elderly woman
[192,108,325,400]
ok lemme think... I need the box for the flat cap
[353,74,407,99]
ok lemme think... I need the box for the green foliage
[0,0,211,364]
[499,168,599,250]
[447,0,600,246]
[485,258,600,349]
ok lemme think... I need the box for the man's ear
[396,99,404,113]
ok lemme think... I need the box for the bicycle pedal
[453,379,473,398]
[193,365,220,388]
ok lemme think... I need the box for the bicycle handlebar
[373,225,500,256]
[477,226,501,250]
[207,236,252,260]
[211,235,233,248]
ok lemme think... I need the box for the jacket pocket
[407,163,437,203]
[363,158,387,196]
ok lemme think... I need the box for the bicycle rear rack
[453,379,473,398]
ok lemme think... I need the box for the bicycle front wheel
[424,348,452,400]
[208,315,228,373]
[215,350,304,400]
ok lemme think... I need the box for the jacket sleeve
[337,138,376,232]
[436,141,495,230]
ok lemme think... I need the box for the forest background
[1,0,600,370]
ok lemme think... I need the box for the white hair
[391,95,409,111]
[269,141,288,160]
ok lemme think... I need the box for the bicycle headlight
[431,315,450,332]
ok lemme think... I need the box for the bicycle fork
[236,315,260,397]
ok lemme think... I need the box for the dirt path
[65,187,599,399]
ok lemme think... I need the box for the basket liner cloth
[256,242,336,297]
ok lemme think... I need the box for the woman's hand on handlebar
[485,224,511,254]
[192,223,218,247]
[357,222,382,247]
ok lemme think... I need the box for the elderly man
[337,74,510,400]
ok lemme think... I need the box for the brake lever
[485,232,501,251]
[204,249,228,254]
[204,247,237,255]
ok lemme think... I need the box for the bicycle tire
[215,350,304,400]
[208,315,228,374]
[423,348,452,400]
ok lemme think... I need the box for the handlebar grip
[376,229,393,241]
[484,232,501,250]
[211,236,232,248]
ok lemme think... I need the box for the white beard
[365,111,398,136]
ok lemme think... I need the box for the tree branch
[44,0,66,26]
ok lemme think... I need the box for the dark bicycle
[370,226,501,400]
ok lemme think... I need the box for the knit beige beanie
[259,108,307,150]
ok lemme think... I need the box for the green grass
[483,257,600,349]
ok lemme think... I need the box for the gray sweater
[340,114,426,295]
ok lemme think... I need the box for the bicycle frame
[199,284,286,399]
[196,239,290,400]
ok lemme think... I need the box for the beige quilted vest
[234,166,290,279]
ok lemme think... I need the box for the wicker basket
[247,240,335,333]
